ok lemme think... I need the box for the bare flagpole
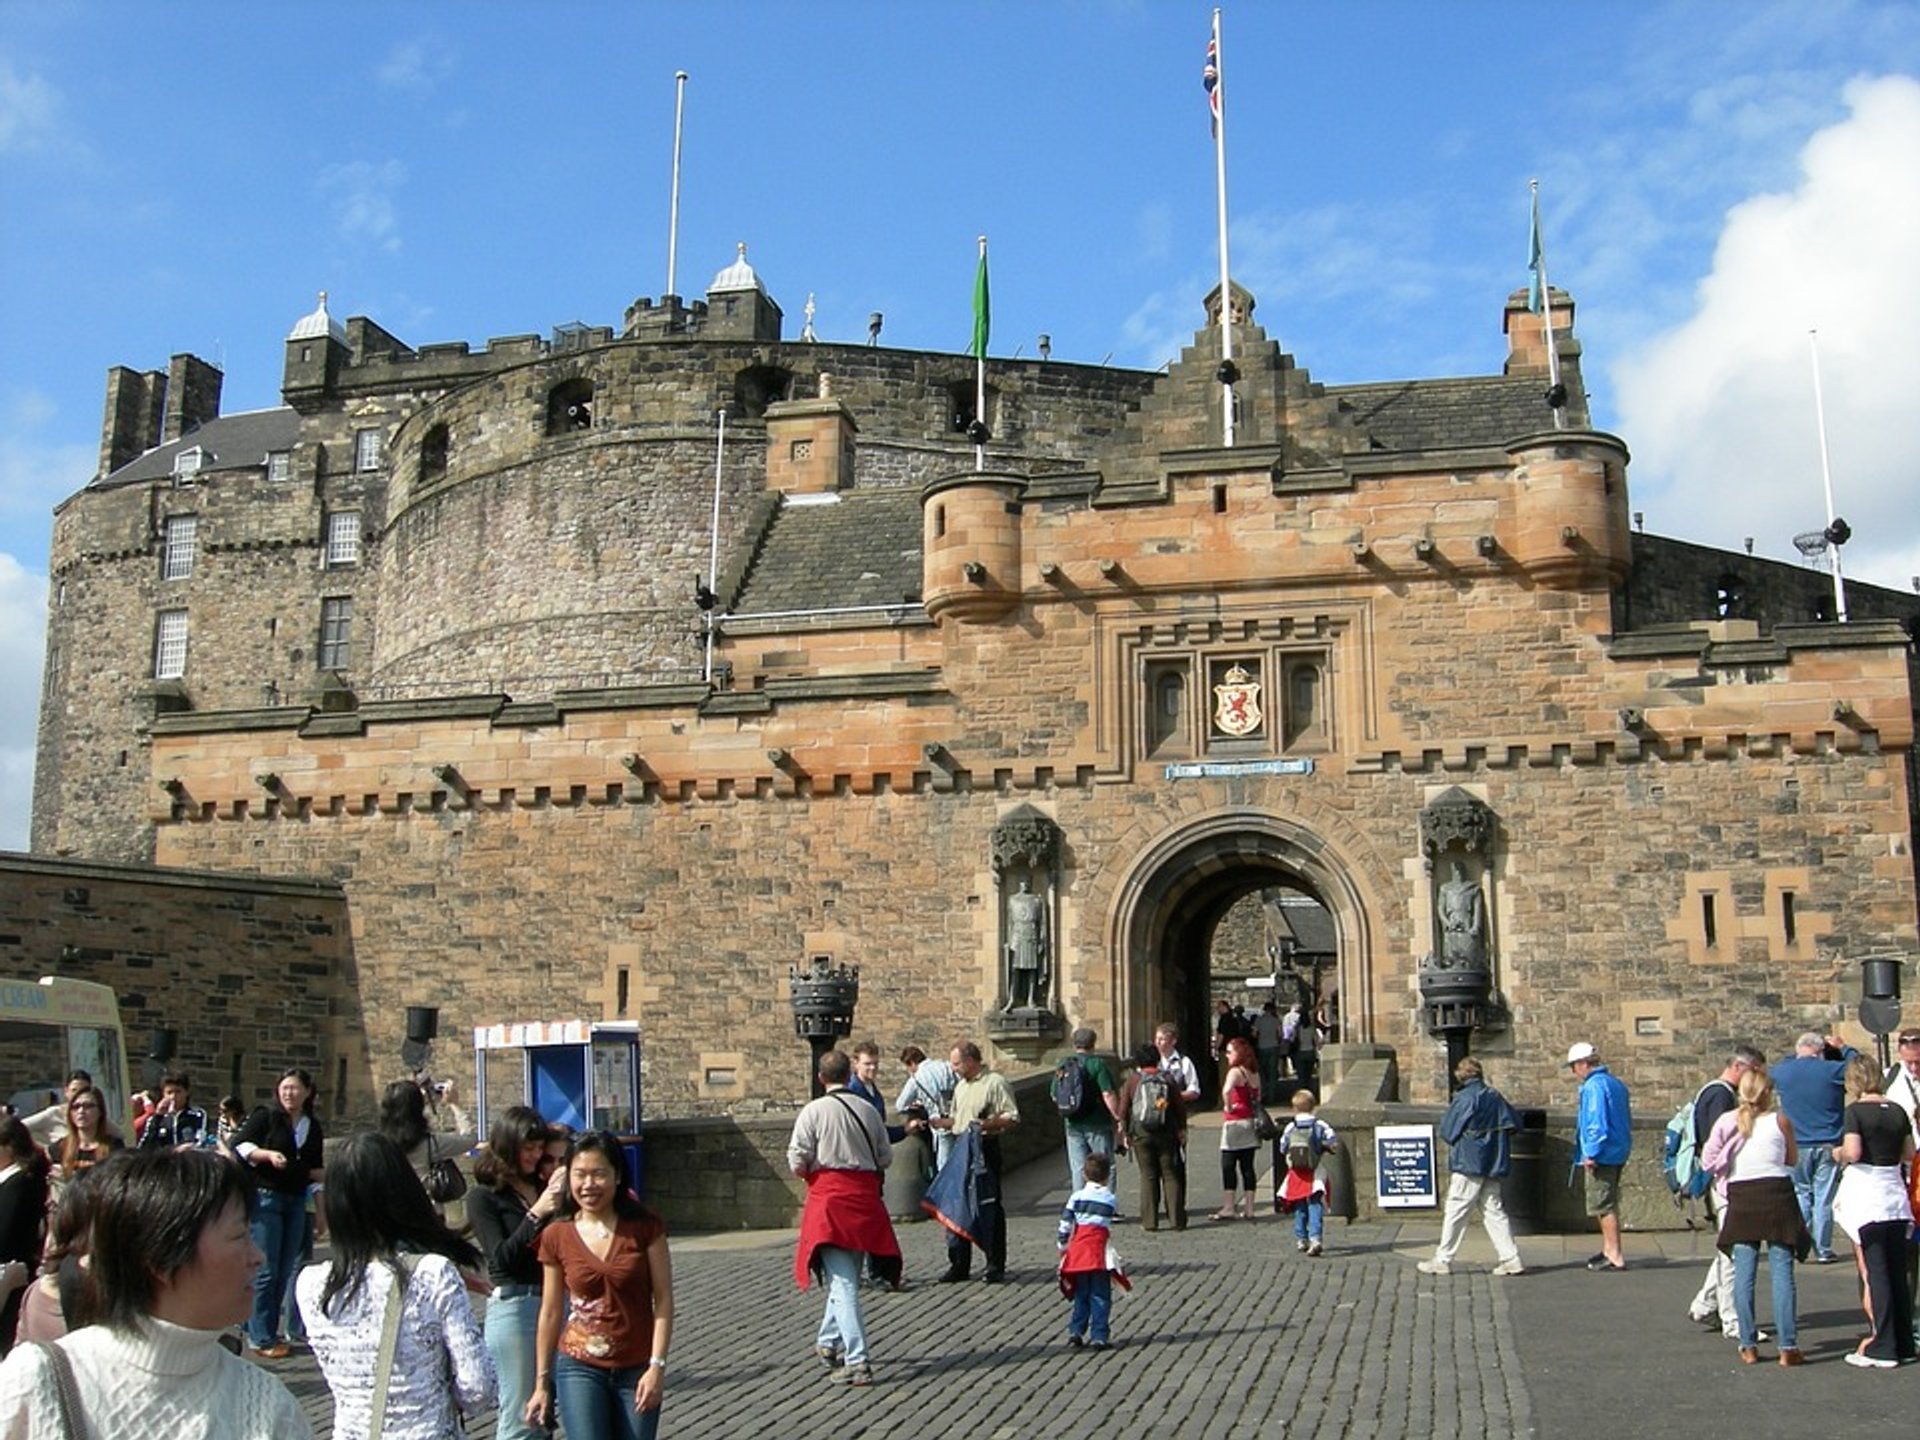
[1808,329,1848,623]
[1211,9,1235,447]
[705,407,726,682]
[666,71,689,299]
[1529,180,1566,431]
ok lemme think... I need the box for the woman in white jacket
[297,1133,496,1439]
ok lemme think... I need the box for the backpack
[1132,1071,1174,1134]
[1662,1080,1726,1199]
[1284,1116,1321,1175]
[1051,1055,1087,1116]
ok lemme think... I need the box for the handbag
[424,1135,468,1205]
[1253,1107,1278,1143]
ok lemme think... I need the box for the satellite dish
[1792,530,1830,558]
[401,1038,430,1071]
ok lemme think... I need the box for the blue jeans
[484,1290,543,1440]
[1790,1144,1840,1257]
[1068,1271,1111,1344]
[553,1354,659,1440]
[814,1246,869,1367]
[1731,1242,1798,1350]
[1065,1123,1114,1191]
[283,1206,314,1342]
[247,1188,306,1349]
[1292,1194,1325,1245]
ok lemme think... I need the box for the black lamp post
[789,956,859,1096]
[1859,954,1905,1073]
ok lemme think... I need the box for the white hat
[1566,1042,1597,1066]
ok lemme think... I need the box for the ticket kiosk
[473,1019,644,1193]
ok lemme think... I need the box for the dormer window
[266,450,292,484]
[173,447,204,483]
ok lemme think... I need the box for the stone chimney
[161,354,223,444]
[97,366,167,478]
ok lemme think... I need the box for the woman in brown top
[54,1087,122,1187]
[526,1130,673,1439]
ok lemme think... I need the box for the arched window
[733,364,792,419]
[546,377,594,436]
[420,423,449,483]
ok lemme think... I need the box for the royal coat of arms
[1212,663,1263,737]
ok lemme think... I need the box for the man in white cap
[1567,1041,1632,1271]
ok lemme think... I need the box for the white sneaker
[1416,1259,1451,1276]
[1491,1258,1525,1276]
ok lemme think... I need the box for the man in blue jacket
[1770,1030,1857,1263]
[1418,1057,1525,1276]
[1568,1042,1632,1271]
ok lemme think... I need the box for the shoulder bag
[30,1341,91,1440]
[424,1134,469,1205]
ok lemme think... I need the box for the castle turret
[703,243,782,342]
[922,469,1026,624]
[283,291,349,413]
[1505,429,1632,589]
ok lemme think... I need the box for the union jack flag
[1203,35,1220,134]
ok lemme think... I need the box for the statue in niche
[1435,860,1488,970]
[1004,877,1050,1010]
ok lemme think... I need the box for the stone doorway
[1107,812,1375,1088]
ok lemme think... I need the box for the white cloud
[0,553,47,852]
[1612,74,1920,592]
[0,61,58,152]
[318,159,407,254]
[377,38,456,95]
[0,389,94,522]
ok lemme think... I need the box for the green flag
[971,247,990,359]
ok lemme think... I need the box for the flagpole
[1529,180,1565,432]
[1212,9,1235,448]
[666,71,689,300]
[975,234,988,470]
[1808,329,1848,623]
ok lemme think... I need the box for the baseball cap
[1566,1042,1597,1066]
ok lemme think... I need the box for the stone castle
[18,245,1920,1120]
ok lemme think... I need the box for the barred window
[153,610,188,680]
[318,596,353,671]
[324,512,361,568]
[354,428,384,471]
[266,450,292,484]
[161,514,197,581]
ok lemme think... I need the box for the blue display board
[1375,1123,1438,1209]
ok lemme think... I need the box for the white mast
[1211,9,1235,448]
[1808,329,1848,623]
[666,71,689,299]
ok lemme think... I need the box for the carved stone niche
[987,806,1065,1050]
[1417,788,1503,1039]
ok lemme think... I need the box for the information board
[1375,1123,1438,1209]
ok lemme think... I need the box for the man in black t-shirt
[1686,1044,1764,1341]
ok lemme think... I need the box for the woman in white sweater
[297,1132,496,1439]
[0,1147,314,1439]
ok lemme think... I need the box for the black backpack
[1052,1055,1087,1116]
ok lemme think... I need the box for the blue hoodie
[1576,1063,1633,1166]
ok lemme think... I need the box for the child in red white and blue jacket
[1056,1152,1130,1348]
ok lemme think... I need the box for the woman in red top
[526,1130,673,1440]
[1213,1037,1263,1221]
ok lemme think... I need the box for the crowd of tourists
[0,1068,672,1439]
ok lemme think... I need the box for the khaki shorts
[1584,1162,1623,1216]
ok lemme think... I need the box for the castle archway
[1107,812,1376,1082]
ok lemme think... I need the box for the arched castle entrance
[1107,812,1376,1075]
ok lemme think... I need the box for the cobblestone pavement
[276,1151,1907,1439]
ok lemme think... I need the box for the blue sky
[3,0,1919,850]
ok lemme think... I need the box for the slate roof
[729,491,924,616]
[96,408,302,488]
[1330,374,1581,453]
